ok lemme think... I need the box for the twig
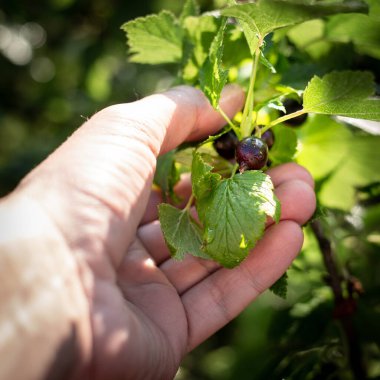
[310,220,366,380]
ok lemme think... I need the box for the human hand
[0,85,316,380]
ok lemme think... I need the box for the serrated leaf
[202,171,280,268]
[192,150,281,268]
[154,150,181,202]
[158,204,209,260]
[221,0,368,41]
[269,125,298,166]
[260,50,276,73]
[179,0,200,23]
[269,271,288,299]
[199,18,229,109]
[191,151,221,221]
[303,71,380,121]
[182,15,221,83]
[238,18,261,55]
[255,88,301,113]
[122,11,183,64]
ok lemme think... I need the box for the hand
[0,85,316,380]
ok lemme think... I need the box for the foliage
[1,0,380,379]
[122,0,380,378]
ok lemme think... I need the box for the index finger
[90,84,245,157]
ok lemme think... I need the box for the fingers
[269,179,316,226]
[157,177,315,294]
[267,162,314,189]
[20,85,243,271]
[142,163,314,226]
[159,252,221,295]
[182,220,303,351]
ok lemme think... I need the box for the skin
[0,85,316,380]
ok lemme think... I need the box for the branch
[310,220,366,380]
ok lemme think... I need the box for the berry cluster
[213,97,307,172]
[213,129,274,172]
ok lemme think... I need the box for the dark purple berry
[280,98,308,126]
[236,137,268,172]
[261,129,275,149]
[213,130,239,160]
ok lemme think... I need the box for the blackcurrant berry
[213,130,239,160]
[236,137,268,172]
[280,98,308,126]
[261,129,275,149]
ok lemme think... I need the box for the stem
[184,194,195,211]
[230,163,239,178]
[218,107,240,137]
[310,220,367,380]
[260,109,307,135]
[311,220,342,300]
[241,46,261,138]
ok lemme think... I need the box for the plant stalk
[241,46,261,138]
[261,109,307,134]
[218,107,240,138]
[310,220,366,380]
[184,194,195,211]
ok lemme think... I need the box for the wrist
[0,192,92,380]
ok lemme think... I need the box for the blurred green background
[0,0,212,196]
[1,1,379,379]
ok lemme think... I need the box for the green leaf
[202,171,280,268]
[237,18,261,55]
[260,50,276,73]
[287,19,332,60]
[254,86,302,113]
[158,204,209,260]
[191,151,221,221]
[287,19,325,51]
[122,11,183,64]
[192,151,280,268]
[366,0,380,19]
[154,150,181,202]
[199,18,229,109]
[258,97,286,113]
[319,136,380,210]
[296,115,352,180]
[303,71,380,121]
[182,15,221,83]
[326,14,380,59]
[179,0,200,24]
[269,271,288,299]
[221,0,368,41]
[269,125,298,166]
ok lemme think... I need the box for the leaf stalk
[218,107,240,138]
[184,194,195,211]
[261,109,307,134]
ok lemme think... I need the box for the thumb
[89,84,244,155]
